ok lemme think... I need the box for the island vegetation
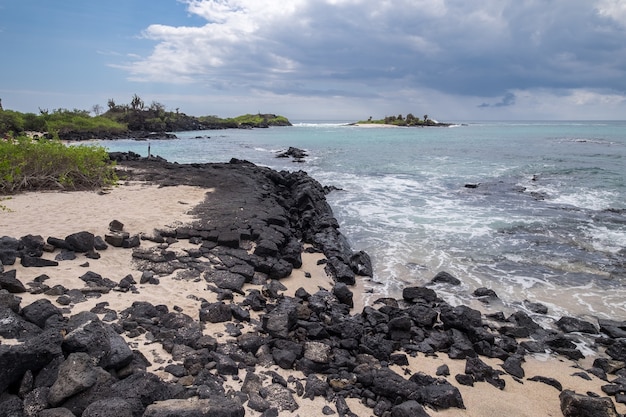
[0,94,291,141]
[356,113,451,127]
[0,136,117,195]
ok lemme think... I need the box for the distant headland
[0,95,291,141]
[351,113,453,127]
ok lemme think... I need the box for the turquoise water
[99,121,626,322]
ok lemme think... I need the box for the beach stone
[502,355,525,378]
[528,375,563,391]
[524,300,548,314]
[260,383,299,412]
[199,302,232,323]
[559,390,619,417]
[0,289,21,312]
[20,234,45,257]
[332,282,354,308]
[47,237,73,251]
[65,231,95,253]
[325,257,355,285]
[207,270,246,292]
[402,286,437,303]
[262,298,298,339]
[473,287,498,299]
[0,329,62,392]
[104,232,127,247]
[94,236,108,251]
[21,299,63,328]
[143,398,245,417]
[20,256,59,268]
[464,357,505,389]
[62,313,111,362]
[430,271,461,285]
[391,400,431,417]
[440,304,482,331]
[0,236,21,265]
[556,316,599,334]
[0,269,27,293]
[0,307,42,339]
[304,341,332,364]
[109,220,124,232]
[48,352,98,406]
[606,339,626,362]
[350,250,373,276]
[599,319,626,339]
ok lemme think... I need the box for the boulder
[0,329,62,392]
[430,271,461,286]
[559,390,619,417]
[48,352,98,406]
[199,302,233,323]
[21,299,63,328]
[260,383,299,412]
[556,316,598,334]
[402,286,438,303]
[65,231,95,253]
[0,236,21,265]
[20,256,59,268]
[0,269,27,293]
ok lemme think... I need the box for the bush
[0,136,117,194]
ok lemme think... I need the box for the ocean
[98,120,626,325]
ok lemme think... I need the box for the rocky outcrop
[1,156,624,416]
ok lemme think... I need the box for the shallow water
[99,120,626,323]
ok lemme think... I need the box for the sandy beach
[1,161,624,417]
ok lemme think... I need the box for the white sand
[1,182,623,416]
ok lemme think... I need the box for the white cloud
[109,0,626,119]
[596,0,626,27]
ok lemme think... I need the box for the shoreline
[1,156,624,416]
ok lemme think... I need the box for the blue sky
[1,0,625,120]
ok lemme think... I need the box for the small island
[353,113,452,127]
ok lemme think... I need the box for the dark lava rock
[65,231,95,253]
[0,270,27,293]
[0,329,63,392]
[528,375,563,391]
[402,286,438,303]
[199,302,233,323]
[559,390,619,417]
[430,271,461,286]
[556,316,599,334]
[21,299,63,328]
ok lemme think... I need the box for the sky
[1,0,625,121]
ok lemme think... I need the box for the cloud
[478,92,516,108]
[108,0,626,118]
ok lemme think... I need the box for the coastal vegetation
[0,95,291,141]
[0,136,117,194]
[357,113,450,126]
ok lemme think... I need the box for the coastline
[1,156,624,417]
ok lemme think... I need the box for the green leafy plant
[0,136,117,194]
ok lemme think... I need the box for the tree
[92,104,103,116]
[107,99,117,111]
[423,114,429,122]
[130,94,144,111]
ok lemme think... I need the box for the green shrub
[0,136,117,194]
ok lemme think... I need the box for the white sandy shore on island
[0,182,623,417]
